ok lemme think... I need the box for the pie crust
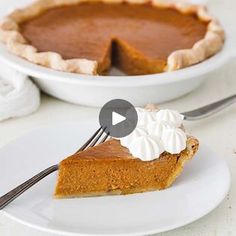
[0,0,225,75]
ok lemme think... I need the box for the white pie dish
[0,18,235,107]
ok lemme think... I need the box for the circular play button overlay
[99,99,138,138]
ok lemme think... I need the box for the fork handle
[0,165,58,210]
[182,94,236,120]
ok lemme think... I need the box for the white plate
[0,121,230,235]
[0,0,235,107]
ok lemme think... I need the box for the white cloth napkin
[0,64,40,122]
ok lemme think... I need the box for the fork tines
[76,127,110,153]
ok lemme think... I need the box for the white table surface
[0,0,236,235]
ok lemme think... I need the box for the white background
[0,0,236,235]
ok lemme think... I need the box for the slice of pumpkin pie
[54,108,199,198]
[55,137,198,198]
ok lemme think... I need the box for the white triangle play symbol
[112,112,126,126]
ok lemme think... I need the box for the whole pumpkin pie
[0,0,224,75]
[55,137,199,198]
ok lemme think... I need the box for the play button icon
[99,99,138,138]
[112,112,126,126]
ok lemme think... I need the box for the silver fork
[0,127,110,210]
[182,94,236,120]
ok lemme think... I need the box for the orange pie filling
[19,2,208,75]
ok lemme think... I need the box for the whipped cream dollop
[120,108,187,161]
[155,109,184,127]
[120,126,147,147]
[147,121,173,139]
[136,107,156,126]
[129,135,164,161]
[162,127,187,154]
